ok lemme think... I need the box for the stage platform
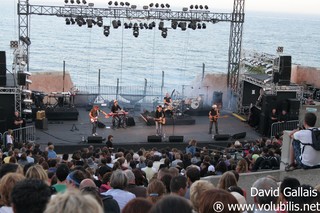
[33,106,262,153]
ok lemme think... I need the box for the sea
[1,1,320,91]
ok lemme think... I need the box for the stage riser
[146,118,195,125]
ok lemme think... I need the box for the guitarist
[155,105,165,136]
[209,104,219,135]
[89,105,100,136]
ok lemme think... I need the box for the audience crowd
[0,135,319,213]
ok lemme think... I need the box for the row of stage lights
[65,17,207,38]
[64,0,87,4]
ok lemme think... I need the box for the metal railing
[270,120,299,138]
[2,125,36,147]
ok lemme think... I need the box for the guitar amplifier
[126,116,135,126]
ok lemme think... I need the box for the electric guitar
[90,110,109,123]
[209,115,228,122]
[154,117,166,125]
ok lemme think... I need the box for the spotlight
[112,20,119,29]
[171,20,177,29]
[70,0,74,3]
[205,5,209,10]
[166,4,170,8]
[19,36,31,46]
[92,19,96,25]
[77,18,83,26]
[158,21,164,30]
[152,21,156,27]
[155,3,159,8]
[143,5,148,10]
[65,18,71,25]
[128,23,133,28]
[161,28,167,38]
[82,0,87,4]
[114,1,118,6]
[131,5,137,9]
[144,23,148,29]
[139,23,144,29]
[190,5,193,9]
[108,1,112,5]
[97,17,103,27]
[190,21,196,30]
[202,23,206,29]
[160,3,164,8]
[195,5,198,9]
[103,26,110,37]
[120,2,124,6]
[70,18,75,24]
[133,27,139,37]
[76,0,80,4]
[117,20,121,27]
[133,23,138,28]
[182,7,188,12]
[148,23,153,29]
[125,2,130,6]
[124,23,129,29]
[197,23,202,29]
[87,19,93,28]
[179,22,187,31]
[64,0,68,3]
[149,3,153,7]
[200,5,203,9]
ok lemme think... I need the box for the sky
[22,0,320,15]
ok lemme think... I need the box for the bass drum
[190,99,200,109]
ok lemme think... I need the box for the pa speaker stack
[147,135,162,143]
[214,134,230,141]
[87,136,103,143]
[0,51,6,87]
[169,136,184,143]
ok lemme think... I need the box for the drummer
[163,92,173,117]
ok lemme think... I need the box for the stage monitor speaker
[87,136,103,143]
[147,135,162,142]
[126,117,135,126]
[169,136,184,143]
[232,132,246,140]
[17,72,27,86]
[214,134,230,141]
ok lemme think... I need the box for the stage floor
[34,106,262,153]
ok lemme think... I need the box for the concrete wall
[291,65,320,88]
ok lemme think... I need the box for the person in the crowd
[185,166,200,199]
[186,139,197,157]
[52,163,70,193]
[252,177,278,213]
[278,176,300,211]
[170,175,187,197]
[44,190,103,213]
[146,179,167,204]
[11,179,52,213]
[106,135,114,150]
[149,195,193,213]
[122,198,153,213]
[217,171,238,190]
[190,180,215,212]
[25,164,49,184]
[124,169,147,198]
[101,169,136,211]
[47,144,57,159]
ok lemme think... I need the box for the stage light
[179,22,187,31]
[82,0,87,4]
[200,5,203,9]
[108,1,112,5]
[152,21,156,27]
[70,0,74,3]
[155,3,159,8]
[120,2,124,6]
[114,1,118,6]
[182,7,188,12]
[133,27,139,37]
[23,109,32,114]
[171,20,177,29]
[128,23,133,28]
[166,4,170,8]
[76,0,80,4]
[124,23,129,29]
[190,21,196,30]
[125,2,130,6]
[19,36,31,46]
[70,18,75,24]
[131,5,137,9]
[197,23,202,29]
[205,5,209,10]
[149,3,153,7]
[195,5,198,9]
[65,18,71,25]
[87,19,93,28]
[117,20,121,27]
[158,21,164,30]
[202,23,206,29]
[139,23,144,29]
[161,28,167,38]
[64,0,68,3]
[77,18,83,27]
[143,5,148,10]
[112,20,119,29]
[144,23,148,29]
[97,17,103,27]
[92,19,96,25]
[160,3,164,8]
[88,2,94,6]
[104,26,110,37]
[148,23,153,29]
[190,5,193,9]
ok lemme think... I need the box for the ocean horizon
[1,1,320,91]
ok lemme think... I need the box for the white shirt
[294,128,320,167]
[101,189,135,211]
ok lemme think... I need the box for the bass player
[154,105,166,136]
[209,104,219,135]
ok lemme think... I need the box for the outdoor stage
[34,106,262,153]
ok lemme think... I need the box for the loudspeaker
[87,136,103,143]
[287,99,300,120]
[169,136,184,143]
[0,76,6,87]
[273,72,279,84]
[279,56,291,85]
[0,51,6,73]
[258,114,268,136]
[147,135,162,142]
[214,134,230,141]
[35,118,48,130]
[232,132,246,140]
[126,117,135,126]
[261,95,277,115]
[18,72,27,86]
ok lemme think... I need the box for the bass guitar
[209,115,228,122]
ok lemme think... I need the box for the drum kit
[163,96,203,117]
